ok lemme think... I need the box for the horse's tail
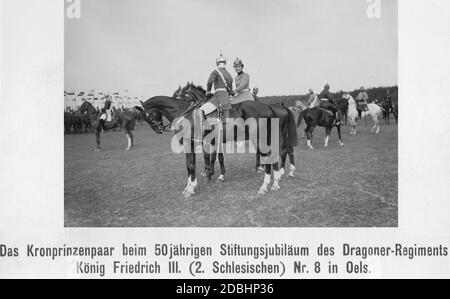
[297,109,305,128]
[283,105,298,147]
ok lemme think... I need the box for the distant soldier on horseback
[307,88,320,109]
[356,86,369,119]
[99,97,113,132]
[319,83,342,126]
[195,54,234,139]
[384,89,392,105]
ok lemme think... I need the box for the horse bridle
[144,110,172,133]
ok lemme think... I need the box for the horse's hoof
[271,184,280,191]
[288,173,295,179]
[216,175,225,183]
[94,148,101,152]
[257,188,268,195]
[340,142,345,147]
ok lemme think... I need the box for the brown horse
[78,101,135,152]
[296,101,344,150]
[136,84,298,197]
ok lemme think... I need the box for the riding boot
[334,112,341,126]
[194,110,204,144]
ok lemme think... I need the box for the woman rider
[319,83,342,125]
[231,58,254,104]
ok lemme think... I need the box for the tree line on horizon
[258,85,398,107]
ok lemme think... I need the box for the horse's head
[78,101,88,113]
[135,106,164,134]
[343,93,355,106]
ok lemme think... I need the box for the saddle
[169,99,233,132]
[318,107,334,117]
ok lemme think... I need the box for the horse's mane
[193,85,206,95]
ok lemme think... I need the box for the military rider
[307,88,320,109]
[384,89,392,104]
[196,54,234,139]
[356,86,369,119]
[319,83,342,126]
[99,97,113,132]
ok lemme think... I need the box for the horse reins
[143,111,172,133]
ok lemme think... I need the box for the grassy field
[65,116,398,227]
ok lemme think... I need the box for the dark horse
[78,101,136,152]
[136,84,298,197]
[296,101,344,150]
[336,98,349,125]
[380,100,398,125]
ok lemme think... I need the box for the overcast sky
[65,0,397,97]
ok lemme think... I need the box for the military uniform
[208,69,233,104]
[319,85,341,124]
[356,90,369,110]
[307,90,319,108]
[100,100,112,122]
[200,56,233,116]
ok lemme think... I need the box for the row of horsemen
[94,54,396,131]
[64,105,142,134]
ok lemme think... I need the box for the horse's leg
[208,150,217,181]
[258,163,272,195]
[255,152,261,172]
[202,131,211,177]
[217,153,225,183]
[125,130,133,151]
[306,126,314,150]
[255,152,265,173]
[370,113,378,133]
[202,148,210,177]
[95,129,102,152]
[324,127,331,148]
[279,146,287,178]
[337,125,344,146]
[184,152,197,197]
[271,160,281,191]
[287,146,296,178]
[374,114,381,134]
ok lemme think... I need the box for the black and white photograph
[2,0,450,281]
[64,0,398,227]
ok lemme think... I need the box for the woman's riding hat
[233,57,244,68]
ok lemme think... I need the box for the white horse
[343,94,382,135]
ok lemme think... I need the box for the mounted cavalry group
[72,54,397,197]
